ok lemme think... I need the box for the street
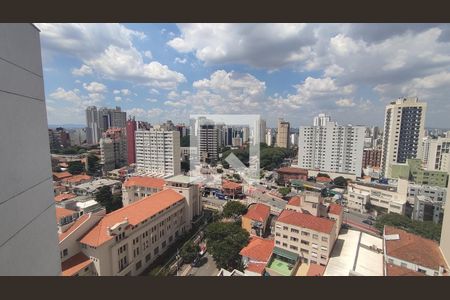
[343,210,379,235]
[186,253,219,276]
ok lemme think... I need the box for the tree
[216,168,223,174]
[278,187,291,197]
[333,176,348,187]
[68,161,85,175]
[205,222,249,270]
[232,173,241,181]
[374,213,442,241]
[223,201,248,218]
[95,186,123,213]
[180,242,200,263]
[87,154,101,176]
[317,173,330,178]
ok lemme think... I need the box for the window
[283,235,288,239]
[321,246,328,252]
[301,231,310,237]
[145,254,151,263]
[290,237,299,242]
[290,245,298,251]
[312,234,318,239]
[301,240,310,246]
[63,249,68,257]
[275,241,280,245]
[282,243,288,247]
[400,262,407,268]
[291,228,299,234]
[135,260,142,270]
[154,247,159,255]
[276,233,281,237]
[321,236,328,242]
[162,241,167,248]
[283,226,289,231]
[312,243,318,249]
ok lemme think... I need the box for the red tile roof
[316,176,333,183]
[63,174,92,184]
[246,262,267,275]
[277,209,335,234]
[222,180,242,190]
[277,167,308,175]
[307,263,326,276]
[328,203,343,215]
[56,207,76,220]
[79,189,185,247]
[287,196,302,206]
[243,203,271,222]
[61,252,92,276]
[59,214,90,242]
[385,263,426,276]
[384,226,447,270]
[53,171,72,180]
[54,193,77,203]
[123,176,165,189]
[239,237,274,262]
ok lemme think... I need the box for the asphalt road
[343,210,379,235]
[187,253,219,276]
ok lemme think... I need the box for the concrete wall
[440,188,450,268]
[0,24,61,275]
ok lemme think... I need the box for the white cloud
[146,98,158,103]
[144,50,153,59]
[175,57,187,64]
[335,98,356,107]
[82,81,107,93]
[164,100,186,108]
[126,107,163,119]
[72,64,93,76]
[115,96,122,102]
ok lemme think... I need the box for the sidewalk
[178,264,192,276]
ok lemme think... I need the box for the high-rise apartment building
[298,117,365,177]
[313,113,332,127]
[86,106,127,144]
[0,23,61,275]
[100,128,128,173]
[260,119,267,143]
[362,149,382,168]
[86,106,100,144]
[135,126,181,177]
[424,137,450,171]
[126,117,137,165]
[198,118,219,164]
[440,189,450,269]
[381,97,426,178]
[276,118,290,148]
[48,127,71,150]
[266,128,274,146]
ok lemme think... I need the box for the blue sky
[38,23,450,128]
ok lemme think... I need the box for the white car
[344,208,350,213]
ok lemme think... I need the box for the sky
[37,23,450,128]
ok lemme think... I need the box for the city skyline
[39,23,450,128]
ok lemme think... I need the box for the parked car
[362,219,373,226]
[368,215,376,221]
[191,257,200,267]
[344,208,350,213]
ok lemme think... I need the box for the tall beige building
[100,128,128,173]
[440,188,450,268]
[0,24,61,275]
[381,97,426,178]
[276,118,290,148]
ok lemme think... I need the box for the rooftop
[56,207,75,220]
[166,174,201,184]
[328,203,343,216]
[386,263,426,276]
[59,214,90,242]
[54,193,77,203]
[222,180,242,190]
[63,174,92,184]
[75,178,121,191]
[316,176,333,183]
[243,203,271,222]
[53,171,72,180]
[123,176,165,189]
[307,263,326,276]
[287,196,301,206]
[239,237,274,262]
[79,189,185,247]
[277,167,308,175]
[384,226,447,271]
[277,209,335,234]
[61,252,92,276]
[246,262,267,275]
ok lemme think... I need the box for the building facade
[100,128,128,173]
[381,97,426,178]
[86,106,127,144]
[0,23,61,275]
[198,119,219,164]
[126,117,137,165]
[424,136,450,171]
[390,159,449,188]
[362,148,382,168]
[276,118,290,148]
[135,126,181,177]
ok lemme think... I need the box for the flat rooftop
[324,229,383,276]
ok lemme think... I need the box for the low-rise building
[241,203,271,237]
[122,176,165,206]
[276,167,308,185]
[407,183,447,203]
[383,226,448,276]
[53,171,73,181]
[239,237,274,276]
[72,178,122,196]
[222,180,243,199]
[61,174,93,188]
[411,195,444,224]
[390,159,449,188]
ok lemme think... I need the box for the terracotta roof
[240,237,274,262]
[288,196,302,206]
[246,262,267,275]
[63,174,92,184]
[307,263,326,276]
[56,207,76,220]
[123,176,165,189]
[53,171,72,180]
[328,203,343,215]
[79,189,185,247]
[277,167,308,175]
[54,193,77,203]
[316,176,333,183]
[222,180,242,190]
[59,214,90,242]
[277,209,335,234]
[385,263,426,276]
[61,252,92,276]
[384,226,447,270]
[243,203,271,222]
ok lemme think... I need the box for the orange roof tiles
[243,203,271,222]
[316,176,333,183]
[63,174,92,184]
[307,263,326,276]
[222,180,242,190]
[288,195,302,206]
[385,263,426,276]
[384,226,447,270]
[246,262,267,275]
[123,176,165,189]
[277,209,335,234]
[240,237,274,262]
[61,252,92,276]
[56,207,76,220]
[54,193,77,203]
[277,167,308,175]
[53,171,72,180]
[328,203,343,215]
[59,214,90,242]
[79,189,185,247]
